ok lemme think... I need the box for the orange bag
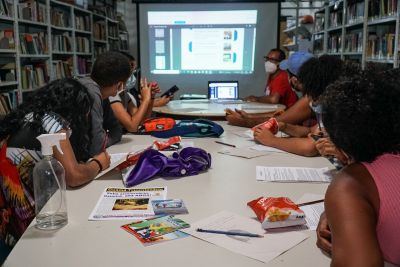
[142,118,176,132]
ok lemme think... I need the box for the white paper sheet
[301,202,325,231]
[249,144,288,154]
[182,211,308,263]
[218,147,269,159]
[95,153,127,179]
[256,166,332,183]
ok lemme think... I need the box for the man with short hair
[79,51,131,155]
[244,48,297,108]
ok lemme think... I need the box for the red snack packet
[247,197,306,229]
[251,118,279,135]
[153,136,181,151]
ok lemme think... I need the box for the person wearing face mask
[243,48,298,108]
[254,55,346,157]
[226,51,314,128]
[79,51,131,155]
[105,52,160,133]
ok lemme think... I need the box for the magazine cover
[152,199,189,215]
[122,215,190,246]
[88,187,167,220]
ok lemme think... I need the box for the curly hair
[321,68,400,162]
[91,51,131,87]
[297,55,344,100]
[0,78,93,162]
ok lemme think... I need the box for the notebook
[208,81,241,103]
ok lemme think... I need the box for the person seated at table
[79,51,131,155]
[254,55,344,157]
[106,52,160,133]
[243,48,298,108]
[316,68,400,266]
[119,51,173,108]
[226,51,314,128]
[0,79,111,263]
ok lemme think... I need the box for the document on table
[182,211,308,263]
[95,153,127,179]
[296,193,325,231]
[249,144,288,154]
[256,166,332,183]
[218,147,270,159]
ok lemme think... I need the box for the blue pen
[196,228,263,238]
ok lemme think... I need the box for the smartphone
[310,134,323,141]
[160,85,179,97]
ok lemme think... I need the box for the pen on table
[196,228,263,238]
[102,130,109,152]
[297,199,324,207]
[215,141,236,148]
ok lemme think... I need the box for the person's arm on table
[275,96,312,124]
[278,121,313,137]
[323,164,383,267]
[54,131,111,187]
[246,92,281,104]
[253,127,318,156]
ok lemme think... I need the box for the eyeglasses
[264,56,281,63]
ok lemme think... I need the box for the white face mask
[265,61,277,74]
[126,73,136,89]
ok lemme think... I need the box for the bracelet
[89,158,103,173]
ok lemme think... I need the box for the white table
[153,100,284,119]
[4,122,332,267]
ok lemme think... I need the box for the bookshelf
[312,0,400,69]
[0,0,128,113]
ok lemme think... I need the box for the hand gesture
[140,78,152,102]
[244,95,258,102]
[253,126,275,146]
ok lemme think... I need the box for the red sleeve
[269,71,291,97]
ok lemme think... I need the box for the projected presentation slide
[148,10,257,74]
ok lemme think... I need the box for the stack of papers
[256,166,332,183]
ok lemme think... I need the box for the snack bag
[153,136,182,151]
[251,118,279,135]
[247,197,306,229]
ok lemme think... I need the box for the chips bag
[251,118,279,135]
[247,197,306,229]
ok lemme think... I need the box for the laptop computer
[208,81,242,103]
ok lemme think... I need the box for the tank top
[362,153,400,266]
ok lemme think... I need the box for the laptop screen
[208,81,239,100]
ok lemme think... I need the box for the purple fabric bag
[124,147,212,187]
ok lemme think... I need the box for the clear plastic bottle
[33,133,68,230]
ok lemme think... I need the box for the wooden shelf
[368,16,397,26]
[0,49,16,54]
[51,25,73,31]
[75,29,92,34]
[20,54,50,58]
[0,15,14,22]
[0,81,18,88]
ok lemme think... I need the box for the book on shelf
[52,33,72,52]
[76,36,90,53]
[109,40,118,51]
[75,14,91,32]
[367,32,396,59]
[18,0,47,23]
[344,32,363,53]
[0,0,14,18]
[119,34,128,51]
[77,57,92,75]
[346,1,364,24]
[51,7,70,28]
[314,15,325,32]
[21,63,49,90]
[0,60,16,82]
[94,45,106,57]
[369,0,398,19]
[0,29,15,50]
[93,21,106,40]
[329,10,343,28]
[328,34,342,53]
[52,60,72,79]
[20,32,48,54]
[108,25,118,38]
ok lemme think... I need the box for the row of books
[367,33,397,59]
[21,63,49,90]
[0,29,15,50]
[20,32,48,55]
[76,36,90,53]
[109,40,119,51]
[77,57,92,75]
[91,6,116,20]
[369,0,398,19]
[75,15,91,32]
[0,0,13,17]
[52,60,72,79]
[51,8,70,28]
[346,2,364,25]
[0,91,18,116]
[314,15,325,32]
[119,34,129,51]
[108,25,118,38]
[329,10,343,28]
[18,0,47,23]
[52,33,72,52]
[344,32,363,53]
[94,45,106,57]
[328,34,341,53]
[313,38,324,54]
[93,22,106,40]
